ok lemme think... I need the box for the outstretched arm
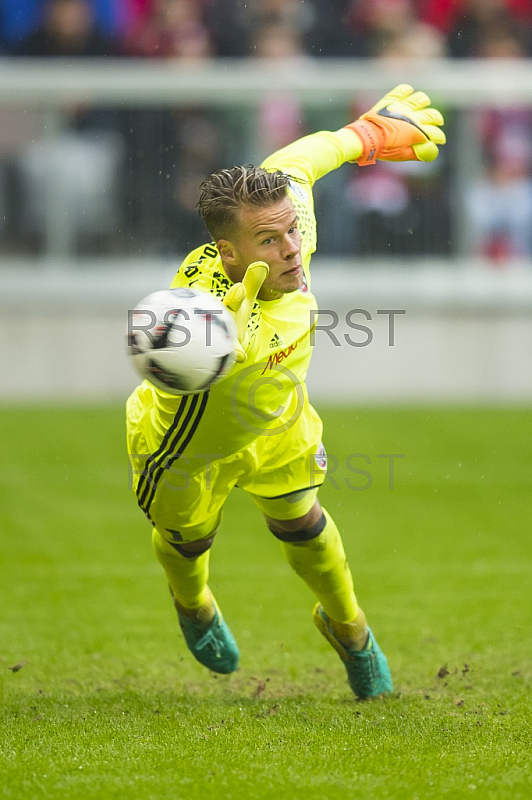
[261,84,445,185]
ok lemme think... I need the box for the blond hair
[197,165,290,241]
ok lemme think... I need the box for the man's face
[219,196,303,299]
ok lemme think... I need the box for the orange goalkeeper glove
[347,84,446,166]
[222,261,269,363]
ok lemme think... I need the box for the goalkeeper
[127,86,445,699]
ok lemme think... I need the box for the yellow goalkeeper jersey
[131,129,359,467]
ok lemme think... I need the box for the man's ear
[217,238,238,266]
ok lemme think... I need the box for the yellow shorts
[127,385,327,544]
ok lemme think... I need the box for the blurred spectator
[121,0,212,59]
[332,7,448,257]
[3,0,516,263]
[122,0,154,28]
[419,0,532,56]
[254,0,316,31]
[342,158,451,256]
[204,0,251,56]
[303,0,445,57]
[420,0,532,33]
[347,0,446,58]
[170,111,222,249]
[10,0,123,254]
[207,0,317,57]
[252,22,308,155]
[0,165,6,237]
[1,0,125,50]
[253,19,307,59]
[304,0,368,56]
[19,129,124,252]
[15,0,116,56]
[119,0,219,253]
[463,30,532,262]
[466,106,532,261]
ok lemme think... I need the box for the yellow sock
[152,527,214,622]
[327,608,368,650]
[281,508,367,647]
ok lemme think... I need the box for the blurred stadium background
[1,0,532,403]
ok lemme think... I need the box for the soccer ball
[127,287,237,395]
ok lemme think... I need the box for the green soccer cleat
[313,603,393,699]
[177,604,239,675]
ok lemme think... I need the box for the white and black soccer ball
[127,287,237,395]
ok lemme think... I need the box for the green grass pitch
[0,405,531,800]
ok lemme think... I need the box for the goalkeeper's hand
[223,261,269,363]
[347,84,446,166]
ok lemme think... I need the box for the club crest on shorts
[314,443,327,470]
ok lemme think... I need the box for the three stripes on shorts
[136,392,210,521]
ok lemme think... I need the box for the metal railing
[2,57,532,105]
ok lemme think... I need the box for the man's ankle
[171,587,216,625]
[327,608,368,651]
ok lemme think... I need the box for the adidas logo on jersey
[269,333,284,349]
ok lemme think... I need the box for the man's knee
[170,535,216,558]
[265,500,326,543]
